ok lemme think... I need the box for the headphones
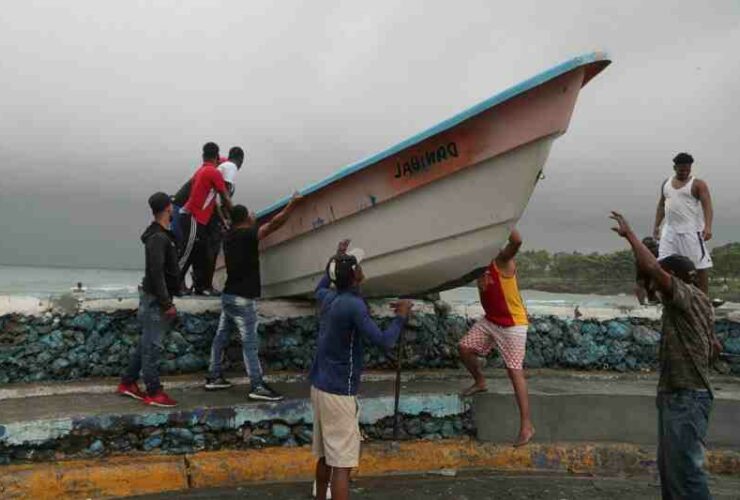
[327,254,359,284]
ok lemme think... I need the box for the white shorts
[311,386,361,468]
[459,318,528,369]
[659,229,713,270]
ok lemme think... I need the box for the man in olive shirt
[611,211,720,500]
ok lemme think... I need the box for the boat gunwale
[257,51,610,219]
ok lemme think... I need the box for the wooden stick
[393,327,406,440]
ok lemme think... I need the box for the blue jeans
[123,292,170,394]
[657,390,713,500]
[209,294,264,388]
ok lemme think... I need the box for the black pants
[177,212,210,292]
[197,216,223,292]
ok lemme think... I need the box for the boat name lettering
[394,142,459,179]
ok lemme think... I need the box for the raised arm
[352,300,411,350]
[215,204,230,229]
[693,179,713,241]
[495,228,522,267]
[653,183,667,240]
[258,192,303,240]
[611,212,673,298]
[219,190,234,214]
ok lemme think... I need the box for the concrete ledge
[1,441,739,499]
[0,454,187,499]
[473,386,740,448]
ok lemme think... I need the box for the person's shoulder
[344,293,368,311]
[218,161,237,174]
[148,229,171,246]
[230,226,257,238]
[671,278,709,305]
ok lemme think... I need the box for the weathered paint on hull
[214,57,609,298]
[260,136,553,298]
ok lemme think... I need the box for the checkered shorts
[459,318,528,369]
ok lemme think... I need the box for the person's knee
[458,344,474,356]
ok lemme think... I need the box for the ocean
[0,264,630,305]
[0,265,141,300]
[1,264,735,320]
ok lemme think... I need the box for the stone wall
[0,411,474,465]
[1,307,740,384]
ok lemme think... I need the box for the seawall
[2,298,740,385]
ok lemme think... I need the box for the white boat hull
[213,54,610,298]
[259,136,554,298]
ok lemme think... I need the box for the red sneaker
[144,389,178,407]
[117,381,146,400]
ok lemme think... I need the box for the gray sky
[1,0,738,269]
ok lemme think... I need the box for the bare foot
[513,426,535,448]
[462,383,487,397]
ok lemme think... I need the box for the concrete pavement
[135,471,740,500]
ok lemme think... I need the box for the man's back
[183,162,225,225]
[310,278,403,396]
[223,226,260,299]
[659,277,714,393]
[477,260,528,328]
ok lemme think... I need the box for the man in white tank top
[653,153,714,294]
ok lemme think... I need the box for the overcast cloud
[0,0,738,269]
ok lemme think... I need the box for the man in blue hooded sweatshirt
[310,240,412,500]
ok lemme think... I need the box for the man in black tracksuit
[117,192,181,407]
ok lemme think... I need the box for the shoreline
[2,291,740,322]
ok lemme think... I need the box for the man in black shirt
[205,193,302,401]
[118,192,180,407]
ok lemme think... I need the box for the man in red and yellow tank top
[459,228,534,447]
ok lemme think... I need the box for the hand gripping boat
[218,52,610,298]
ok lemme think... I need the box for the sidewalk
[2,370,740,499]
[2,370,740,449]
[135,471,740,500]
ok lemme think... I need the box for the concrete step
[0,372,472,458]
[473,373,740,448]
[1,370,739,465]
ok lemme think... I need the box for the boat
[215,52,610,298]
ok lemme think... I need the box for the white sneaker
[312,479,332,499]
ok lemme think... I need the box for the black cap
[659,254,696,279]
[148,191,171,215]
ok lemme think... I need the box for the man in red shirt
[177,142,233,295]
[458,228,535,447]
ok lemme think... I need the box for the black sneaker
[195,288,221,298]
[204,376,233,391]
[249,383,284,402]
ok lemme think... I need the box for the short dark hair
[148,191,171,215]
[228,147,244,161]
[641,236,659,257]
[327,254,359,290]
[202,142,220,161]
[231,205,249,225]
[673,152,694,165]
[659,254,696,284]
